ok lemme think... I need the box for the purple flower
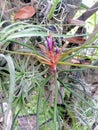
[55,47,59,54]
[46,36,54,51]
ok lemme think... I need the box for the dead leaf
[66,37,86,44]
[14,6,36,20]
[69,19,85,26]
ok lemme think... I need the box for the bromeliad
[38,33,65,72]
[38,33,66,107]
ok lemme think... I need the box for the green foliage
[47,0,60,19]
[0,2,98,128]
[0,54,15,106]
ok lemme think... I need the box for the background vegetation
[0,0,98,130]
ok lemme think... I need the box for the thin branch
[67,2,98,32]
[79,2,98,21]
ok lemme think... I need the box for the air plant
[38,33,67,106]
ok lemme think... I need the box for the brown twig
[79,2,98,21]
[67,2,98,32]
